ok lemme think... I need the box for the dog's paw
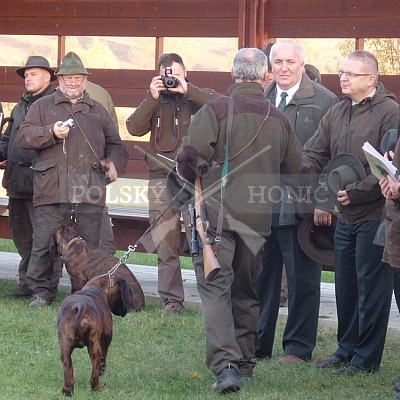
[62,386,73,397]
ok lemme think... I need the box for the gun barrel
[188,203,199,257]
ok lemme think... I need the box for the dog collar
[62,236,82,255]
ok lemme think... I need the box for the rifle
[194,176,221,281]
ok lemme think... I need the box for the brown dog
[57,274,134,396]
[51,225,145,311]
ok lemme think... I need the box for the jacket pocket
[32,159,59,200]
[86,162,106,202]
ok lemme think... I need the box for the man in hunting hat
[17,51,128,308]
[0,55,58,299]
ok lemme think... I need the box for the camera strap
[62,103,102,164]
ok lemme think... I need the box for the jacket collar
[227,82,265,97]
[265,73,315,105]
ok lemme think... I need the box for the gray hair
[270,40,305,64]
[346,50,379,77]
[232,48,268,81]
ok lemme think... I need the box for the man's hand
[314,208,332,226]
[379,176,400,199]
[149,74,188,100]
[53,121,70,139]
[337,189,350,206]
[166,74,188,96]
[0,160,7,170]
[101,160,117,182]
[149,76,164,100]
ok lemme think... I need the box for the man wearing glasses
[17,52,128,308]
[303,50,399,375]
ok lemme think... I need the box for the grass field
[0,278,399,400]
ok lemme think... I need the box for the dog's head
[83,275,136,317]
[50,225,80,258]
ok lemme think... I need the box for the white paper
[362,141,399,181]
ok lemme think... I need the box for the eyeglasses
[62,76,85,84]
[337,70,372,78]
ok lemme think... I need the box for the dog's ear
[111,279,135,317]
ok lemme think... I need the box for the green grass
[0,279,399,399]
[0,238,194,269]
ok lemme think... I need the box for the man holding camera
[17,52,128,308]
[126,53,218,314]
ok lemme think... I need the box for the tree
[339,39,400,75]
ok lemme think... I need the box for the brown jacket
[126,82,218,178]
[17,88,128,207]
[383,125,400,267]
[303,82,399,224]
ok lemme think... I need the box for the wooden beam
[0,69,233,107]
[0,0,239,37]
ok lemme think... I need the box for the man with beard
[17,52,128,308]
[126,53,218,314]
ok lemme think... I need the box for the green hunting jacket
[180,82,302,237]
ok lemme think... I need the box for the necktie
[278,91,288,111]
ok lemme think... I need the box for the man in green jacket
[176,47,302,393]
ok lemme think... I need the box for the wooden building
[0,0,399,252]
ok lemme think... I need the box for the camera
[61,118,75,128]
[161,67,178,89]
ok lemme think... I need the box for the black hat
[327,153,367,216]
[297,215,336,267]
[327,153,366,192]
[165,169,195,212]
[16,56,57,81]
[380,128,398,154]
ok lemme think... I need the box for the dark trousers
[27,203,103,299]
[255,225,321,360]
[393,268,400,313]
[333,219,393,370]
[194,231,264,375]
[8,197,34,288]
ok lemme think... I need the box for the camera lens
[164,77,177,88]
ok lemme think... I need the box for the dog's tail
[58,301,88,336]
[72,303,87,332]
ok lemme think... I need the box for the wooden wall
[1,0,400,106]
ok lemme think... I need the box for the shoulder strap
[215,96,233,249]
